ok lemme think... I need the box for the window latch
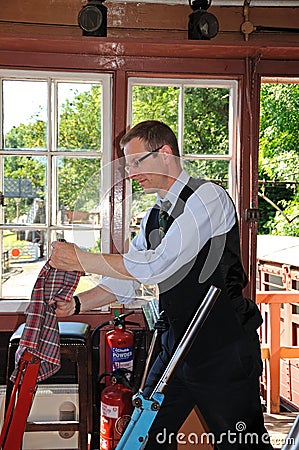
[245,208,260,222]
[0,191,6,206]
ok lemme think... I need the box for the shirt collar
[156,169,190,214]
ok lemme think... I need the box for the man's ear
[161,144,173,156]
[161,145,175,168]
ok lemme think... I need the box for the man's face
[124,137,168,194]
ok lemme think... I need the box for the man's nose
[126,165,139,178]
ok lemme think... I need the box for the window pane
[132,85,179,133]
[3,155,47,225]
[3,80,47,150]
[57,82,102,152]
[55,156,101,225]
[50,229,101,294]
[2,230,46,299]
[2,228,101,299]
[183,87,230,156]
[183,159,230,188]
[258,82,299,236]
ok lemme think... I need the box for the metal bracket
[241,0,254,41]
[245,208,260,222]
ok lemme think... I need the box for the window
[125,77,239,297]
[258,79,299,237]
[127,77,239,238]
[0,71,112,299]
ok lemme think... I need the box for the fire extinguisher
[105,311,137,381]
[100,369,134,450]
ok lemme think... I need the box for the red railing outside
[257,257,299,413]
[257,292,299,413]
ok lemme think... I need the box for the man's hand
[51,297,77,317]
[50,286,119,317]
[49,241,133,279]
[49,241,85,272]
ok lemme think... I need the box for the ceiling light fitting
[78,0,107,37]
[188,0,219,40]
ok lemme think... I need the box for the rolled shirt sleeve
[97,212,152,304]
[98,276,140,304]
[97,216,152,303]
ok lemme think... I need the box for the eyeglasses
[124,145,164,173]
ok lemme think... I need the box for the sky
[3,80,88,134]
[3,81,47,133]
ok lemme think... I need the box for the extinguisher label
[112,346,133,362]
[101,402,119,419]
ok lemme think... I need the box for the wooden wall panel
[1,0,81,25]
[0,1,298,44]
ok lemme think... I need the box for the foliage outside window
[128,79,237,236]
[258,82,299,236]
[129,80,299,238]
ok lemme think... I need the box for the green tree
[183,87,230,184]
[5,117,47,149]
[132,85,179,133]
[258,83,299,236]
[4,156,46,221]
[56,86,102,211]
[131,85,230,190]
[58,86,101,151]
[131,86,180,194]
[5,81,298,237]
[184,87,229,156]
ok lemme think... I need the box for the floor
[177,408,298,449]
[264,412,298,449]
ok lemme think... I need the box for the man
[50,120,273,449]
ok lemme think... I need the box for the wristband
[73,295,81,315]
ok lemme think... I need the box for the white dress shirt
[99,170,236,304]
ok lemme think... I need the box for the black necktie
[158,200,171,239]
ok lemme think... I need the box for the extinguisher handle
[114,310,140,327]
[124,321,140,327]
[118,311,135,319]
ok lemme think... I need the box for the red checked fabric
[11,261,81,382]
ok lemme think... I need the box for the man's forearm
[80,252,134,280]
[78,284,118,311]
[50,242,134,280]
[55,284,118,317]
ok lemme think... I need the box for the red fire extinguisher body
[105,327,134,374]
[100,382,134,450]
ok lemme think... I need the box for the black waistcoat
[145,177,248,360]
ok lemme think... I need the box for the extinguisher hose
[90,320,112,450]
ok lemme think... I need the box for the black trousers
[143,330,273,450]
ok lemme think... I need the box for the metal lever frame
[281,413,299,450]
[115,285,221,450]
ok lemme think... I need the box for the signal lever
[115,285,221,450]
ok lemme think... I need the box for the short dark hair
[120,120,180,157]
